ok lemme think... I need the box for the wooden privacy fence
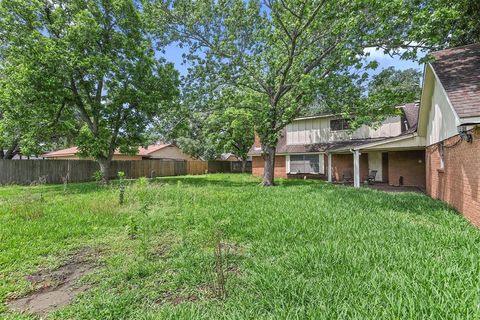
[0,159,251,185]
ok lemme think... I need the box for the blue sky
[363,47,426,76]
[162,44,426,79]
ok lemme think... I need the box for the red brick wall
[252,155,287,179]
[426,129,480,226]
[331,154,368,182]
[388,150,426,188]
[253,133,262,148]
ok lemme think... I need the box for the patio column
[327,153,332,183]
[353,150,361,188]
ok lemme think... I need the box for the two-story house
[250,43,480,227]
[249,103,426,189]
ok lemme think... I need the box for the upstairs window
[330,119,350,131]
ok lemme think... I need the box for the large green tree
[0,65,77,159]
[366,0,480,61]
[368,67,422,103]
[147,0,416,186]
[206,108,254,172]
[0,0,179,181]
[0,41,76,159]
[347,67,422,128]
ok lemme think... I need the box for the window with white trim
[288,154,324,174]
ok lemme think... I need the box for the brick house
[249,43,480,226]
[417,44,480,225]
[249,103,426,188]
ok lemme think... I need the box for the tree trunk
[2,145,18,159]
[241,159,247,173]
[262,146,276,186]
[97,158,111,184]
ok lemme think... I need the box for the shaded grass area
[1,174,480,319]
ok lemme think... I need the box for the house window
[439,142,445,169]
[330,119,350,131]
[289,154,323,174]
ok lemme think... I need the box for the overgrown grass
[1,174,480,319]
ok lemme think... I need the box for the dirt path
[8,249,97,316]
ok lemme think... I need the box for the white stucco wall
[286,116,402,145]
[149,146,193,160]
[368,152,382,181]
[426,77,460,146]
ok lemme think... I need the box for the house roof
[249,102,420,156]
[137,144,171,156]
[43,144,171,158]
[430,43,480,118]
[401,102,420,130]
[220,153,240,160]
[248,128,388,156]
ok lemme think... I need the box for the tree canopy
[147,0,418,185]
[346,67,422,128]
[0,0,179,180]
[206,107,254,171]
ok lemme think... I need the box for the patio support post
[353,150,361,188]
[327,153,332,183]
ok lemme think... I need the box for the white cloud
[363,47,389,59]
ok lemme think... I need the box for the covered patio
[326,133,427,189]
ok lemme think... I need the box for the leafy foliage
[0,0,179,180]
[369,0,480,60]
[171,111,219,160]
[347,67,422,129]
[146,0,408,185]
[206,107,254,163]
[368,67,422,103]
[0,48,76,158]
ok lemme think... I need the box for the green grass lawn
[1,174,480,319]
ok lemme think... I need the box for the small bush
[126,215,139,239]
[137,176,148,188]
[93,170,103,183]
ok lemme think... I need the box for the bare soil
[8,248,98,316]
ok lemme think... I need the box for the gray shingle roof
[431,43,480,118]
[401,102,419,130]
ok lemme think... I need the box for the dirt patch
[158,290,199,306]
[219,242,247,256]
[8,248,98,316]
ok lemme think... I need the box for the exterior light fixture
[457,125,473,143]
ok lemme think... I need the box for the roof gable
[430,43,480,119]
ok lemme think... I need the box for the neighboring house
[249,103,426,188]
[43,144,193,161]
[219,153,253,161]
[220,153,240,161]
[418,44,480,225]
